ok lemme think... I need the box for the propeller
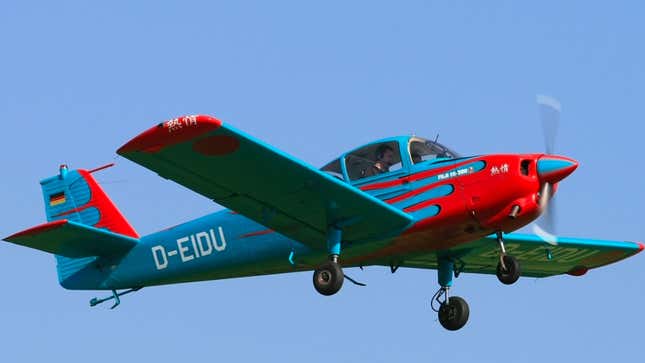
[538,94,560,155]
[532,94,561,246]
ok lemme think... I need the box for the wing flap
[4,219,139,258]
[393,233,642,277]
[118,115,413,247]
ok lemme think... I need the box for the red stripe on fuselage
[360,158,479,191]
[404,200,438,213]
[386,180,454,204]
[239,229,274,238]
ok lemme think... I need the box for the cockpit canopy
[321,136,459,183]
[408,137,459,163]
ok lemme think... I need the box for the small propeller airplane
[4,96,642,331]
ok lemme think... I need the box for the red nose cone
[537,155,579,184]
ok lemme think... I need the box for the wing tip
[118,114,222,154]
[566,266,589,276]
[5,219,69,241]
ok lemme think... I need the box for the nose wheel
[495,231,521,285]
[496,255,521,284]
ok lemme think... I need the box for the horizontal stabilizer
[4,219,139,258]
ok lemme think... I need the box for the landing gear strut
[432,259,469,331]
[313,226,344,296]
[495,231,521,285]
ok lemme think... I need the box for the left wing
[391,233,642,277]
[117,115,413,249]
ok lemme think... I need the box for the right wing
[117,115,413,249]
[392,233,642,277]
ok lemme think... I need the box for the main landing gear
[495,231,521,285]
[432,259,469,331]
[313,227,344,296]
[313,257,344,295]
[431,232,523,331]
[311,229,522,331]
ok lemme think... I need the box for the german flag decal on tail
[49,192,66,206]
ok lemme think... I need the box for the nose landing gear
[496,255,521,284]
[495,231,521,285]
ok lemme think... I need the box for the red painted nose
[537,155,579,184]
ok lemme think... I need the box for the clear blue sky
[1,1,643,362]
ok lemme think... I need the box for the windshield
[345,141,403,181]
[321,158,343,180]
[409,138,459,164]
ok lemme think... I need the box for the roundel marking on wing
[193,135,241,156]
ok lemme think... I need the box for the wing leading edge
[117,115,413,249]
[394,233,643,277]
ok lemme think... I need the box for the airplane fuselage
[63,152,577,290]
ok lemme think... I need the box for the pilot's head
[376,145,395,166]
[411,152,422,164]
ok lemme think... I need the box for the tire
[438,296,469,331]
[496,255,521,285]
[313,261,344,296]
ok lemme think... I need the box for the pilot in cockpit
[366,144,395,176]
[411,152,422,164]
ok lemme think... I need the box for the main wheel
[313,261,344,296]
[438,296,469,331]
[496,255,521,285]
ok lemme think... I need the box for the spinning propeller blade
[532,94,562,246]
[534,182,557,245]
[537,94,560,155]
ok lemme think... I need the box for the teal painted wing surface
[4,219,139,258]
[395,233,642,277]
[117,115,413,248]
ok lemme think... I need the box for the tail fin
[41,164,138,237]
[40,164,138,285]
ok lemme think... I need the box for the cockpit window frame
[318,136,459,185]
[408,137,459,165]
[345,141,402,182]
[321,158,344,180]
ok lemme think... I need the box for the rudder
[40,164,138,285]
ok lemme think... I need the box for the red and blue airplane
[4,108,642,331]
